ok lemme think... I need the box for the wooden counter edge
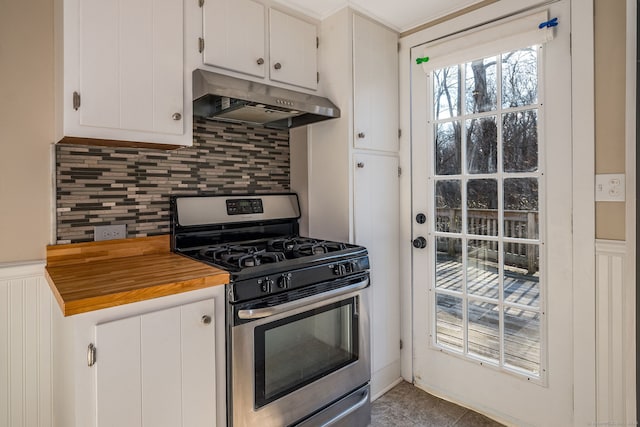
[46,235,170,267]
[45,267,228,316]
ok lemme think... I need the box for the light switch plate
[595,174,625,202]
[94,224,127,241]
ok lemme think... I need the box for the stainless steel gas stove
[170,193,371,427]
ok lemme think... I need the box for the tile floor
[371,381,504,427]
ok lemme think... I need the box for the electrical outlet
[595,174,625,202]
[94,224,127,241]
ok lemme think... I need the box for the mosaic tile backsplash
[56,120,290,243]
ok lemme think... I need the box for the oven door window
[254,297,359,408]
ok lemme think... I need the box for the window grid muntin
[429,45,545,380]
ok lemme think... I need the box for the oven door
[230,276,370,427]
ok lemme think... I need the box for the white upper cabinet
[353,14,399,152]
[58,0,190,147]
[269,8,318,90]
[198,1,318,91]
[202,0,266,78]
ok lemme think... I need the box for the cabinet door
[269,9,318,90]
[353,15,399,152]
[353,153,400,382]
[76,0,184,136]
[202,0,266,78]
[95,299,215,427]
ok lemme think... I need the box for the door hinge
[73,91,81,110]
[398,128,402,138]
[400,339,403,350]
[198,0,204,7]
[198,37,205,53]
[317,72,320,84]
[398,166,402,177]
[316,37,319,49]
[87,343,96,367]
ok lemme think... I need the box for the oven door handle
[237,277,369,320]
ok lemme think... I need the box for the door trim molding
[624,0,637,423]
[570,1,597,425]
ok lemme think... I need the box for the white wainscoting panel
[0,262,52,427]
[595,240,634,426]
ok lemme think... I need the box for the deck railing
[436,208,539,273]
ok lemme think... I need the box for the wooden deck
[434,255,541,375]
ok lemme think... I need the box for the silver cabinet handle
[274,62,282,70]
[172,112,182,121]
[87,343,96,367]
[238,277,369,320]
[257,58,264,65]
[201,315,212,325]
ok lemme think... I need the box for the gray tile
[371,382,504,427]
[453,410,503,427]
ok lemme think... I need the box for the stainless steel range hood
[192,69,340,129]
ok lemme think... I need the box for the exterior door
[411,1,574,425]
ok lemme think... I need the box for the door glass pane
[435,121,461,175]
[504,307,540,375]
[504,178,538,239]
[465,57,497,113]
[255,299,357,407]
[467,239,499,299]
[466,116,497,174]
[434,65,461,119]
[435,237,463,291]
[435,293,463,352]
[429,45,543,379]
[502,46,538,108]
[504,244,539,307]
[503,109,538,172]
[467,179,498,235]
[435,180,461,232]
[468,299,499,362]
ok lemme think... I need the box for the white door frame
[570,0,597,425]
[625,0,637,422]
[398,0,597,424]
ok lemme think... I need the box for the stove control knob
[258,278,273,293]
[333,263,347,276]
[278,273,292,289]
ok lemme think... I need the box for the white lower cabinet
[96,299,215,427]
[53,287,226,427]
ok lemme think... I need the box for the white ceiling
[271,0,484,33]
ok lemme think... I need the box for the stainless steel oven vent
[192,69,341,129]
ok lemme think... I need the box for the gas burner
[223,251,286,268]
[199,245,258,262]
[268,237,349,258]
[268,237,318,252]
[198,245,286,268]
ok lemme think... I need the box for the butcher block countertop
[45,235,228,316]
